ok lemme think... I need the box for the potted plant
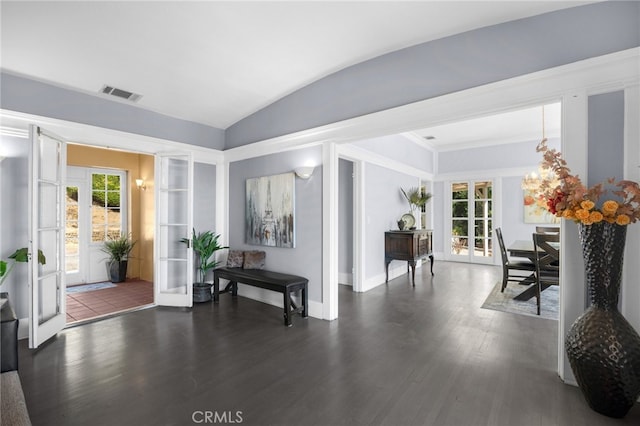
[181,229,227,303]
[101,233,136,283]
[400,187,432,229]
[1,248,46,300]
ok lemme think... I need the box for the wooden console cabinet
[385,230,434,286]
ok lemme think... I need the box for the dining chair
[495,228,536,292]
[535,226,560,234]
[532,232,560,315]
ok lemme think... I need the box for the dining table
[507,239,556,301]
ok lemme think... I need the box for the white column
[322,142,339,320]
[558,91,588,384]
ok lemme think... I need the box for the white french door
[29,125,66,348]
[447,179,494,264]
[155,153,193,307]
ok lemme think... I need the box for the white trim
[353,160,365,293]
[337,143,434,181]
[234,283,323,320]
[338,272,353,286]
[435,166,533,182]
[0,109,224,164]
[322,142,338,320]
[558,91,588,385]
[216,159,228,265]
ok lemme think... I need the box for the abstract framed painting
[523,189,559,224]
[246,172,295,248]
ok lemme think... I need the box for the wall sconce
[135,178,146,190]
[294,166,314,179]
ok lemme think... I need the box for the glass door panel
[451,182,469,256]
[473,181,493,259]
[65,186,79,273]
[449,180,494,263]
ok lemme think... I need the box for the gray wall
[226,2,640,148]
[588,91,625,187]
[338,159,353,283]
[228,146,322,302]
[364,163,418,281]
[0,72,225,150]
[0,136,30,318]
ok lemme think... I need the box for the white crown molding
[0,109,224,164]
[434,166,533,182]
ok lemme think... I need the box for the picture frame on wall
[523,189,559,224]
[245,172,295,248]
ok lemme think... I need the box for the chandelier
[522,165,557,192]
[522,104,559,192]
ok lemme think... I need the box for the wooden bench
[213,267,308,326]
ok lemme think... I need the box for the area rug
[481,281,559,320]
[66,282,117,294]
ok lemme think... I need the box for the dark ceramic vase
[107,260,128,283]
[565,222,640,418]
[193,282,213,303]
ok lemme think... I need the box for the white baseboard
[338,272,353,285]
[235,283,323,319]
[18,318,28,340]
[361,262,421,292]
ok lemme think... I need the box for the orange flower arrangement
[536,139,640,225]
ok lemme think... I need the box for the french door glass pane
[65,186,79,272]
[451,180,493,259]
[91,172,122,242]
[452,237,468,255]
[475,201,492,217]
[474,238,493,257]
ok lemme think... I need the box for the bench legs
[213,276,307,326]
[283,286,308,327]
[213,277,237,302]
[284,289,292,327]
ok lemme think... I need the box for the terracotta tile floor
[66,280,154,324]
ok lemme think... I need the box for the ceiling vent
[100,85,142,102]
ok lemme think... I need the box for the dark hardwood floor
[17,261,640,426]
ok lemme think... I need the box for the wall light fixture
[294,166,314,179]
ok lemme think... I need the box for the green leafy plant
[181,229,228,283]
[101,233,136,263]
[0,248,46,287]
[401,187,432,213]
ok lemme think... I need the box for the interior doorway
[64,144,155,324]
[338,158,355,288]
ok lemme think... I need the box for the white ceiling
[1,0,593,137]
[412,102,562,150]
